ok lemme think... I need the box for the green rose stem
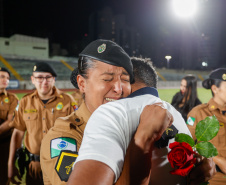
[175,115,219,158]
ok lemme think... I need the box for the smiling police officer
[8,62,76,185]
[187,68,226,185]
[0,67,18,185]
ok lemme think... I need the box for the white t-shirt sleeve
[75,103,128,182]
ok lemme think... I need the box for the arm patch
[55,150,78,182]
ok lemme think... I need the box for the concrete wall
[0,34,49,58]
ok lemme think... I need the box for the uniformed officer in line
[187,68,226,185]
[40,39,133,185]
[8,62,76,185]
[0,67,18,185]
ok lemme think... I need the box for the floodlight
[165,56,172,68]
[172,0,197,18]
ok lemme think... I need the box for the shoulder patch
[187,117,195,126]
[16,103,19,111]
[50,137,77,158]
[71,102,78,111]
[55,150,78,182]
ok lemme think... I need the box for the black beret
[202,68,226,89]
[0,67,11,77]
[70,68,79,88]
[33,62,57,77]
[79,39,134,83]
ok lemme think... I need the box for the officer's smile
[105,97,118,102]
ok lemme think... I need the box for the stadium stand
[0,58,77,81]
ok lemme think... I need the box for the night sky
[2,0,177,46]
[2,0,226,68]
[3,0,138,47]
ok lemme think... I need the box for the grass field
[16,88,212,103]
[158,88,212,103]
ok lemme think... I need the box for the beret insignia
[97,43,106,53]
[33,65,37,72]
[222,74,226,80]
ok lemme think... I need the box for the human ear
[211,85,218,95]
[77,75,86,93]
[31,76,35,85]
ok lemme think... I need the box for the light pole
[165,55,172,69]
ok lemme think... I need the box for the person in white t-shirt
[68,57,216,185]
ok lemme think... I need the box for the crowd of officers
[0,63,82,185]
[0,39,225,185]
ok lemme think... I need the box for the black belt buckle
[29,153,40,162]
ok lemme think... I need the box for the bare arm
[67,160,114,185]
[8,128,25,184]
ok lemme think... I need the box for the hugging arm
[68,103,173,185]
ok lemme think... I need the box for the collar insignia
[56,102,63,110]
[4,97,9,103]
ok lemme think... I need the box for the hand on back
[135,102,173,153]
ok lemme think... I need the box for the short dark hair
[131,57,157,88]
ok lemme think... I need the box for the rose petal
[170,164,194,177]
[169,141,180,149]
[181,142,193,152]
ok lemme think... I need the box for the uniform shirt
[9,87,75,155]
[0,90,18,121]
[0,90,18,138]
[187,98,226,185]
[40,102,91,185]
[75,87,191,184]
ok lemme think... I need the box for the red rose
[167,142,196,176]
